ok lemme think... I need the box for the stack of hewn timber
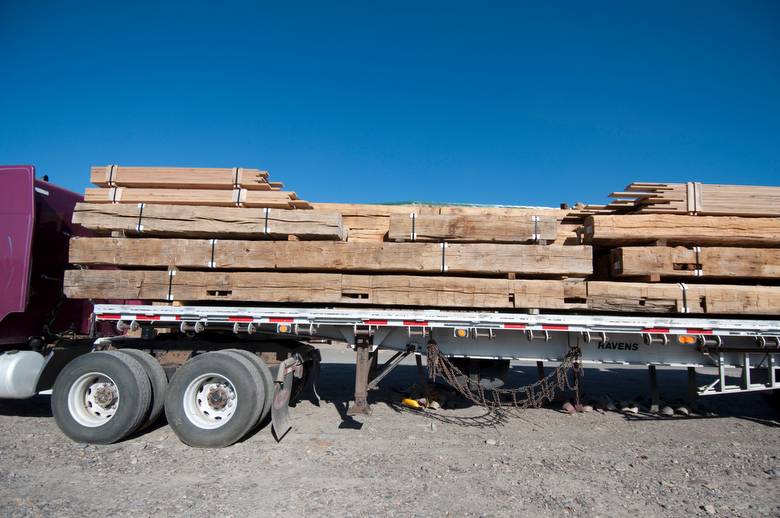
[62,168,780,316]
[579,181,780,315]
[64,166,593,311]
[582,181,780,217]
[85,165,312,208]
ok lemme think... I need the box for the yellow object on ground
[402,398,421,409]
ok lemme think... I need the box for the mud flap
[271,357,298,442]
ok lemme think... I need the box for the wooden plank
[606,182,780,217]
[84,188,299,209]
[72,203,346,240]
[585,281,780,315]
[68,238,593,276]
[64,269,780,314]
[388,213,557,243]
[611,246,780,279]
[90,165,273,190]
[63,270,586,309]
[311,203,577,243]
[584,214,780,246]
[697,184,780,217]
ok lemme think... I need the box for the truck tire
[164,351,263,448]
[51,351,152,444]
[223,349,274,424]
[119,349,168,430]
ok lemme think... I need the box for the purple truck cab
[0,165,92,349]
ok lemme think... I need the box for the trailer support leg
[348,338,372,416]
[648,365,660,413]
[536,361,545,381]
[415,354,433,406]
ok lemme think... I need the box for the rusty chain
[426,340,582,413]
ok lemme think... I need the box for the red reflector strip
[269,317,294,323]
[503,323,526,329]
[404,320,428,327]
[135,315,160,321]
[97,314,121,320]
[687,329,713,335]
[642,328,670,333]
[542,325,568,331]
[364,319,388,325]
[228,317,254,323]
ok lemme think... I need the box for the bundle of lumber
[85,165,312,208]
[63,168,780,316]
[577,182,780,315]
[584,182,780,217]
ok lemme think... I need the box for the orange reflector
[455,328,468,338]
[278,324,290,333]
[678,335,696,344]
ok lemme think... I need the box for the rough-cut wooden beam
[585,281,780,315]
[68,238,593,276]
[84,187,301,209]
[63,270,587,310]
[90,165,274,190]
[63,269,780,314]
[72,203,346,240]
[312,202,580,244]
[583,215,780,246]
[388,213,557,243]
[611,246,780,279]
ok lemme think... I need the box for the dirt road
[0,345,778,517]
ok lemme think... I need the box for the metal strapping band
[410,213,417,241]
[679,282,689,313]
[111,187,119,203]
[693,246,702,277]
[440,242,448,272]
[167,270,176,301]
[235,188,242,206]
[135,203,145,232]
[107,164,117,187]
[533,215,540,242]
[263,208,270,237]
[233,167,240,189]
[209,239,217,268]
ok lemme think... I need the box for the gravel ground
[0,345,778,517]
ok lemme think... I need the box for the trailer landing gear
[348,337,373,416]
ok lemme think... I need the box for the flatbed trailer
[2,165,779,449]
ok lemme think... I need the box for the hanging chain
[426,340,582,413]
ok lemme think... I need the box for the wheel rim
[67,372,120,427]
[183,373,238,429]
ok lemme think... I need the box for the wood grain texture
[584,214,780,246]
[90,165,274,190]
[598,182,780,217]
[84,187,304,209]
[68,238,593,276]
[63,269,780,314]
[311,203,579,243]
[611,246,780,279]
[585,281,780,315]
[388,213,557,243]
[63,270,586,309]
[72,203,346,240]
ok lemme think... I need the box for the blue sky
[1,1,778,207]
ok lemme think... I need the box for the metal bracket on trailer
[699,350,780,396]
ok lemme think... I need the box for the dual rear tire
[164,350,272,448]
[52,351,155,444]
[53,349,276,448]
